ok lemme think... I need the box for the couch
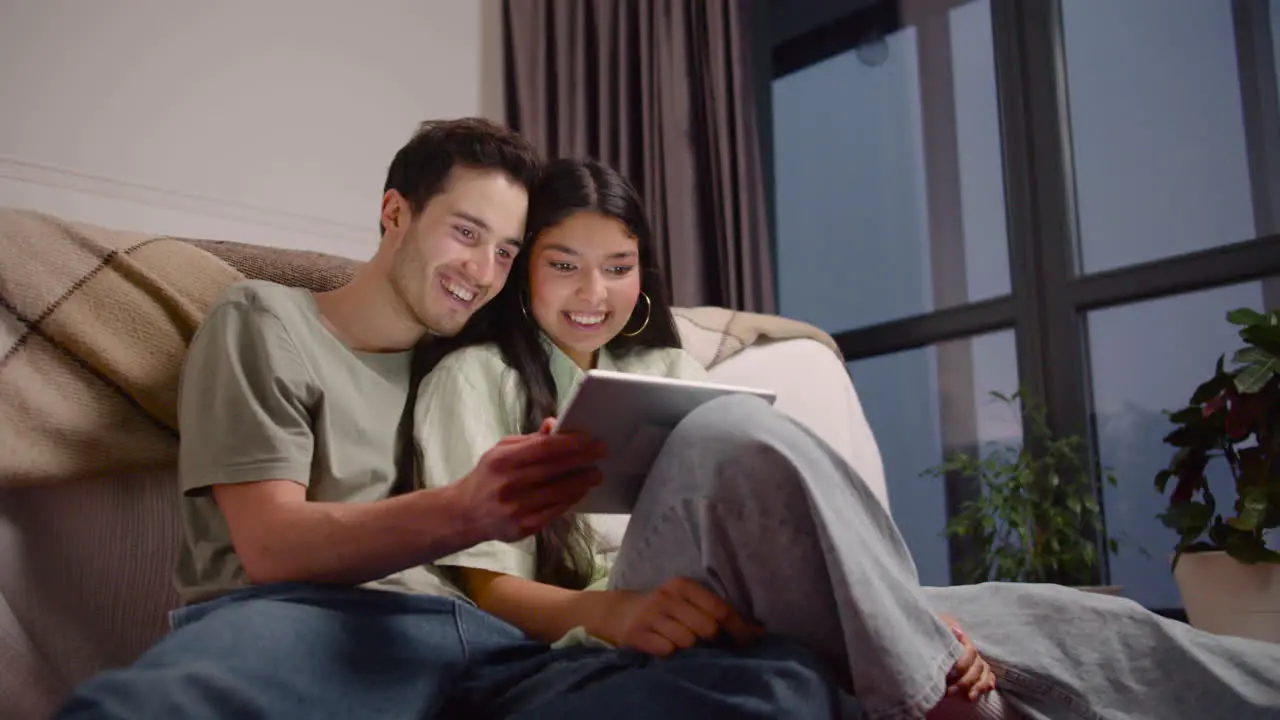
[0,208,891,718]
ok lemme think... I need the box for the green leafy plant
[922,390,1118,585]
[1156,307,1280,569]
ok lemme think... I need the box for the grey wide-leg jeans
[608,395,1280,720]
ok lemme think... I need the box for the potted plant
[922,389,1121,590]
[1156,307,1280,642]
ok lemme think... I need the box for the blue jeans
[55,582,847,719]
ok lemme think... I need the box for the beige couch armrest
[707,338,888,511]
[588,337,889,552]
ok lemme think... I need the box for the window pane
[848,328,1020,587]
[1274,1,1280,84]
[1274,0,1280,84]
[1063,0,1258,273]
[773,0,1010,335]
[1088,280,1278,609]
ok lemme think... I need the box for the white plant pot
[1174,550,1280,643]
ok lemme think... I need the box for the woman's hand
[939,613,996,701]
[590,576,763,657]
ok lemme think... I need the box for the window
[848,330,1020,586]
[773,0,1010,333]
[1062,0,1258,272]
[767,0,1280,610]
[1088,280,1278,608]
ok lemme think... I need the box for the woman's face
[528,211,642,369]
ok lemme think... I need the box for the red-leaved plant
[1157,308,1280,569]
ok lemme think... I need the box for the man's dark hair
[380,118,542,234]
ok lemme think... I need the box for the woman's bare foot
[938,614,996,700]
[927,615,1021,718]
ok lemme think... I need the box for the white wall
[0,0,504,259]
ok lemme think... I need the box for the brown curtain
[502,0,777,313]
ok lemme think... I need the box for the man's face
[384,166,529,337]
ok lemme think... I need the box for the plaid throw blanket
[0,209,240,486]
[0,207,839,487]
[673,306,842,368]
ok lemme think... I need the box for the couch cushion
[0,579,63,717]
[0,471,180,715]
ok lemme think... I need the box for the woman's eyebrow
[542,244,637,260]
[541,243,579,256]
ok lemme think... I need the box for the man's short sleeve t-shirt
[174,280,465,605]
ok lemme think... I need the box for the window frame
[757,0,1280,602]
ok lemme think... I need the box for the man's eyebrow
[450,211,491,232]
[452,211,521,246]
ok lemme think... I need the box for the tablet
[552,369,777,514]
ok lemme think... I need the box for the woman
[411,159,1280,720]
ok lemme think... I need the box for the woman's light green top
[413,337,708,579]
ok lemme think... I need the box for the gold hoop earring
[620,292,651,337]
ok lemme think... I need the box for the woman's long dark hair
[404,158,683,589]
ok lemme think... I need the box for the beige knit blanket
[0,208,839,487]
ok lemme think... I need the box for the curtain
[502,0,777,313]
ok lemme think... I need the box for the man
[54,118,843,719]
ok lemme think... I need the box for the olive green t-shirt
[173,280,465,606]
